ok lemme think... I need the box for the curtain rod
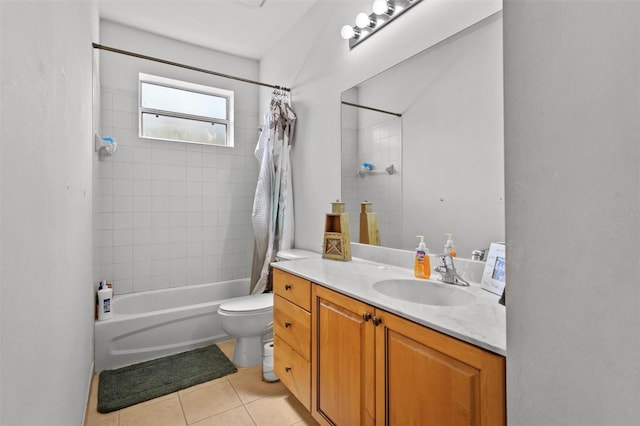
[92,43,291,92]
[341,101,401,117]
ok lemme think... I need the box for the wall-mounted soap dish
[95,134,117,161]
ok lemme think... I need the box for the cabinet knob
[285,365,292,372]
[284,284,292,290]
[372,316,382,326]
[362,312,372,322]
[284,321,292,328]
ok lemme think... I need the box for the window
[139,73,234,147]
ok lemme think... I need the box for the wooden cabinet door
[374,310,506,426]
[312,285,375,426]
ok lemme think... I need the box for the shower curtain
[250,91,296,295]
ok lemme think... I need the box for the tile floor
[84,340,319,426]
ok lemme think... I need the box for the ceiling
[97,0,320,60]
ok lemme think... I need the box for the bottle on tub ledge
[97,281,113,321]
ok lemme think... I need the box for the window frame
[138,73,235,147]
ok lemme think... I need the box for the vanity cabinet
[312,284,376,426]
[273,269,312,410]
[373,308,505,426]
[274,269,506,426]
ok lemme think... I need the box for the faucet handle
[434,254,451,274]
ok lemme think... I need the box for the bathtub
[94,278,250,372]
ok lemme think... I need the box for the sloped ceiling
[97,0,320,60]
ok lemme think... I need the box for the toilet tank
[275,249,320,261]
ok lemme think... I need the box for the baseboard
[81,360,95,426]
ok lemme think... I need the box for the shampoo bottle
[97,281,113,321]
[414,235,431,279]
[444,233,457,257]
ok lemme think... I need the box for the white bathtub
[94,278,250,372]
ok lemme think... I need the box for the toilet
[218,292,274,367]
[218,249,320,367]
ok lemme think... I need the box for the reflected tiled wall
[94,87,258,295]
[342,115,402,249]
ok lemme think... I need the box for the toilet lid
[219,293,273,313]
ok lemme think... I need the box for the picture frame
[481,243,506,296]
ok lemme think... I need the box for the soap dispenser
[414,235,431,279]
[444,233,457,257]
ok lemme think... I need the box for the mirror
[341,13,504,259]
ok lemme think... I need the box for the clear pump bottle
[444,233,457,257]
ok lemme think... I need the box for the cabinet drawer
[273,269,311,311]
[274,335,311,411]
[274,295,311,361]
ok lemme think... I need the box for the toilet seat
[218,293,273,314]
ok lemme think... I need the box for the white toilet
[218,292,274,367]
[218,249,319,367]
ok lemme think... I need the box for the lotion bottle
[97,281,113,321]
[414,235,431,279]
[444,233,457,257]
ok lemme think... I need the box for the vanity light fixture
[341,0,422,49]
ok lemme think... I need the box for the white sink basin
[373,279,477,306]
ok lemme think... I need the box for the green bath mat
[97,344,237,413]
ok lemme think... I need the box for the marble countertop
[272,256,506,356]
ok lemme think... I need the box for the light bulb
[372,0,387,15]
[341,25,356,40]
[355,12,373,29]
[372,0,393,15]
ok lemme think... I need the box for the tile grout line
[227,373,259,426]
[176,389,189,426]
[226,371,258,426]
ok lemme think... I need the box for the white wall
[260,0,502,254]
[95,22,260,294]
[0,1,97,425]
[504,1,640,424]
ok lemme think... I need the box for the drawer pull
[362,312,372,322]
[285,365,292,372]
[372,316,382,326]
[284,321,292,328]
[284,284,292,290]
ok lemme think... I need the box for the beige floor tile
[84,412,120,426]
[229,369,288,404]
[179,375,231,395]
[245,394,311,426]
[191,406,257,426]
[85,374,119,426]
[217,340,235,361]
[234,363,262,377]
[179,380,244,424]
[119,394,186,426]
[291,417,320,426]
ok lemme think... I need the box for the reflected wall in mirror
[341,12,505,259]
[341,97,403,249]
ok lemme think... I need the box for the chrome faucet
[434,254,470,286]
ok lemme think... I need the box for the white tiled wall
[342,112,403,249]
[94,87,259,295]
